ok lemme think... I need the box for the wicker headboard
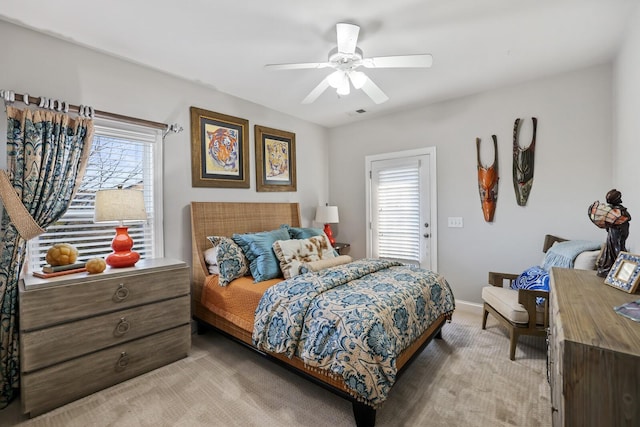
[189,202,301,306]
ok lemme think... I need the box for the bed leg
[195,319,208,335]
[352,402,376,427]
[435,328,443,339]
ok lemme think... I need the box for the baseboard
[454,299,483,316]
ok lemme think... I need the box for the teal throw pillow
[233,228,290,282]
[281,224,324,239]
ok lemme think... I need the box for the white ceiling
[1,0,638,128]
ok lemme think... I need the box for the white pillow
[574,249,600,270]
[203,246,219,275]
[299,255,353,274]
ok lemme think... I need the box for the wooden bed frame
[190,201,450,427]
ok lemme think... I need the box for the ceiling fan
[265,23,433,105]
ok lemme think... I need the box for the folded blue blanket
[542,240,601,271]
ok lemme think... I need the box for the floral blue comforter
[253,258,455,407]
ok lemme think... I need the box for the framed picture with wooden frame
[190,106,249,188]
[255,125,296,192]
[605,251,640,293]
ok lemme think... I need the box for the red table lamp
[94,186,147,268]
[315,205,339,246]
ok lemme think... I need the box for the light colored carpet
[1,310,551,427]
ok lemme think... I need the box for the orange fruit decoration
[86,258,107,274]
[45,243,78,266]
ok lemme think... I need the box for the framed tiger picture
[190,106,249,188]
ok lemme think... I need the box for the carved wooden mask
[476,135,499,222]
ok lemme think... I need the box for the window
[28,118,164,271]
[374,162,421,263]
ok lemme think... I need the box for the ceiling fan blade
[336,23,360,54]
[362,54,433,68]
[265,62,332,70]
[361,77,389,104]
[302,76,331,104]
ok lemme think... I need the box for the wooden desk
[19,258,190,416]
[548,268,640,426]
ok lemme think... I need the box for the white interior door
[366,148,437,271]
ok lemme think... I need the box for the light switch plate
[447,217,463,228]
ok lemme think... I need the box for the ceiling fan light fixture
[269,22,432,105]
[349,71,367,89]
[327,70,344,89]
[336,79,350,96]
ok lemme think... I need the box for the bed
[190,201,455,426]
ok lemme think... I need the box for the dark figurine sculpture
[588,189,631,277]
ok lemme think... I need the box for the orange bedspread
[201,275,282,332]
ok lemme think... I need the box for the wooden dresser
[548,268,640,427]
[19,258,191,417]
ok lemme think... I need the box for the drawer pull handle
[116,351,130,370]
[115,317,131,336]
[113,284,130,302]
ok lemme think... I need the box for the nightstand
[18,258,190,417]
[334,242,350,255]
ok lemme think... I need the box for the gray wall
[328,66,613,303]
[0,21,329,267]
[614,4,640,253]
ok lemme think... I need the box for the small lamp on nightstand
[94,186,147,268]
[315,204,339,246]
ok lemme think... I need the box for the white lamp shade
[94,188,147,223]
[315,205,339,224]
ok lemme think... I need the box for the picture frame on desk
[605,251,640,293]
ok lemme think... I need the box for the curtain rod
[2,90,181,133]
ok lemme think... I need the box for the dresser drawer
[20,265,189,330]
[21,324,190,417]
[21,295,190,372]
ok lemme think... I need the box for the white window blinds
[376,164,421,263]
[28,119,162,271]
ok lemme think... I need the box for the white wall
[0,21,329,266]
[613,4,640,253]
[328,66,613,303]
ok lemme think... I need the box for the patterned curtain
[0,105,93,408]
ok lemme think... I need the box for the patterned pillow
[511,265,549,304]
[207,236,249,286]
[280,224,339,256]
[232,228,290,282]
[272,234,337,279]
